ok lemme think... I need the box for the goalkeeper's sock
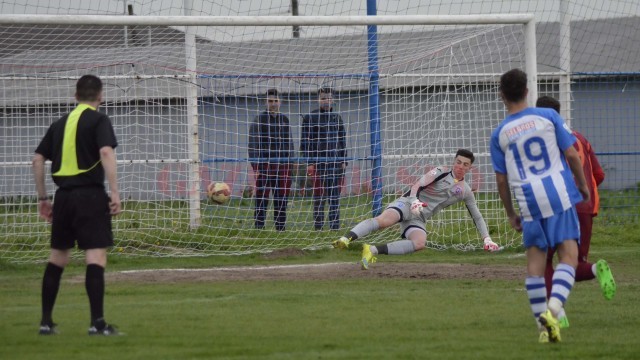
[41,262,64,326]
[525,276,547,329]
[549,263,575,316]
[85,264,105,324]
[350,219,379,240]
[346,231,358,241]
[386,240,416,255]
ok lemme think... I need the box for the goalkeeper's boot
[332,236,350,250]
[38,323,58,335]
[538,331,549,344]
[88,320,120,336]
[596,259,616,300]
[538,310,561,343]
[360,244,377,270]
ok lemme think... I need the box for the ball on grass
[207,182,231,205]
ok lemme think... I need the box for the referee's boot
[88,319,120,336]
[38,322,58,335]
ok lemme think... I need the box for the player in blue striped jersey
[490,69,590,343]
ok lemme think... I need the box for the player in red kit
[536,96,616,329]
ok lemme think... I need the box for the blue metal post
[367,0,383,216]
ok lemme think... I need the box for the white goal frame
[0,13,538,231]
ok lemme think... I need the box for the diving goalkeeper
[333,149,499,269]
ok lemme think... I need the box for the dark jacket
[300,108,347,167]
[248,111,294,169]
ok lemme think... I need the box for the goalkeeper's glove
[483,237,500,252]
[410,198,427,216]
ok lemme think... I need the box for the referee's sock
[41,262,64,326]
[85,264,105,326]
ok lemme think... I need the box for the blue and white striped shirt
[490,107,583,221]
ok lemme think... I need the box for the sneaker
[332,236,350,249]
[538,331,549,343]
[558,315,570,329]
[538,310,561,343]
[38,323,58,335]
[88,324,120,336]
[361,244,377,270]
[596,259,616,300]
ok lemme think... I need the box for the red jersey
[573,131,605,215]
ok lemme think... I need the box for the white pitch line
[119,262,351,274]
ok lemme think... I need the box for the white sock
[592,264,597,277]
[387,240,416,255]
[351,219,380,240]
[370,245,378,255]
[557,307,566,319]
[549,263,576,317]
[525,277,547,330]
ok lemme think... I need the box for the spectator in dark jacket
[300,88,347,230]
[248,89,294,231]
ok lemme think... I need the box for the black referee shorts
[51,187,113,250]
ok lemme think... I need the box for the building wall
[1,80,638,201]
[571,78,640,191]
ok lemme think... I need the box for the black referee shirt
[35,105,118,189]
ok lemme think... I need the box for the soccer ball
[207,182,231,204]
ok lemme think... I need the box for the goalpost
[0,12,537,261]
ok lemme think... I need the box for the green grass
[1,240,639,360]
[1,193,524,260]
[2,188,638,260]
[599,185,640,224]
[1,189,638,358]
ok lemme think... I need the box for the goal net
[0,13,535,261]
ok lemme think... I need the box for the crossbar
[0,14,534,26]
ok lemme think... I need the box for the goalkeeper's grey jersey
[408,167,489,238]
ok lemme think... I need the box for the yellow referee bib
[52,104,101,176]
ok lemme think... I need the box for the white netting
[0,18,527,262]
[1,0,639,262]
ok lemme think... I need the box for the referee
[33,75,121,336]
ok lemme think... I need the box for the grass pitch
[1,236,639,359]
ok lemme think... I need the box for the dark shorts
[51,187,113,250]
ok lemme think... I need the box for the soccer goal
[0,12,537,261]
